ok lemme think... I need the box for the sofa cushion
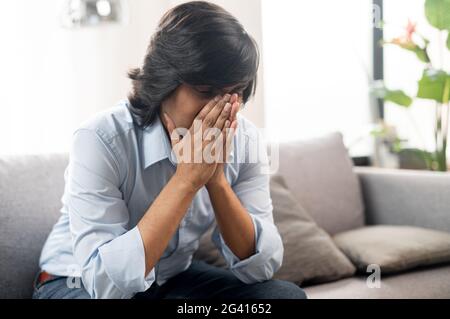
[304,264,450,299]
[333,225,450,274]
[269,174,356,284]
[194,174,356,285]
[277,132,365,235]
[0,153,68,298]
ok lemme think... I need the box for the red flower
[389,19,417,49]
[405,19,417,42]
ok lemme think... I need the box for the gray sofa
[1,146,450,299]
[304,167,450,298]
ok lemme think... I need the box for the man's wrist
[171,173,202,195]
[206,173,228,192]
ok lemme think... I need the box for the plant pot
[398,148,429,170]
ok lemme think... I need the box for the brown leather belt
[36,271,57,286]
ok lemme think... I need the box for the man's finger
[213,101,232,131]
[162,112,180,147]
[203,94,231,129]
[222,119,238,163]
[195,95,222,121]
[229,101,240,122]
[230,93,238,105]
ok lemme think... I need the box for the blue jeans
[32,260,307,299]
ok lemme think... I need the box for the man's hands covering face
[162,93,240,191]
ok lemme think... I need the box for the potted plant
[372,0,450,171]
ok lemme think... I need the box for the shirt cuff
[213,214,284,283]
[98,226,155,297]
[217,214,260,267]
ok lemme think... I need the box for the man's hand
[205,93,240,189]
[162,94,237,191]
[203,93,256,261]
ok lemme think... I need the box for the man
[34,1,307,299]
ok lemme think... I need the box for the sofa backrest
[0,153,68,298]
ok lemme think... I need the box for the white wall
[0,0,168,155]
[0,0,266,156]
[261,0,374,156]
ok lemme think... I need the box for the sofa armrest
[354,167,450,233]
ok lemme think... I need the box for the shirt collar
[141,111,236,169]
[142,113,176,169]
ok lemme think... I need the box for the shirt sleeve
[211,131,284,284]
[67,128,155,299]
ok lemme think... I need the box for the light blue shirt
[39,99,283,299]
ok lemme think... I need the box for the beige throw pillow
[270,175,356,284]
[333,225,450,274]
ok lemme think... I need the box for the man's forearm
[206,177,256,260]
[137,174,198,276]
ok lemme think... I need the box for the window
[261,0,375,156]
[383,0,449,152]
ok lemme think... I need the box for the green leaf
[384,90,414,107]
[425,0,450,30]
[417,69,450,103]
[411,46,431,63]
[447,32,450,50]
[372,84,413,107]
